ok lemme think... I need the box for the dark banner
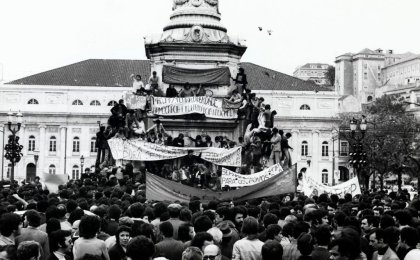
[146,165,297,203]
[162,66,231,85]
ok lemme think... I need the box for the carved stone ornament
[191,25,204,42]
[205,0,218,6]
[191,0,203,7]
[173,0,188,10]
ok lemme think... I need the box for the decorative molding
[89,128,98,135]
[72,128,82,134]
[47,126,59,133]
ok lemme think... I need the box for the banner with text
[125,93,147,110]
[146,164,297,203]
[43,173,69,193]
[151,96,237,119]
[221,164,283,187]
[301,175,361,198]
[108,138,242,167]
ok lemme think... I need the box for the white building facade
[293,63,331,86]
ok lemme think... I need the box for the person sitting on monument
[166,84,178,98]
[130,74,145,95]
[194,84,206,97]
[228,89,243,103]
[182,150,203,186]
[178,83,195,97]
[109,99,128,129]
[148,71,160,89]
[146,119,166,136]
[231,67,248,95]
[125,110,146,138]
[172,133,185,147]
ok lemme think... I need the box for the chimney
[388,49,393,54]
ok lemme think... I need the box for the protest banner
[43,173,69,193]
[221,164,283,187]
[146,164,297,203]
[222,98,242,110]
[124,93,147,110]
[301,174,361,198]
[151,96,237,119]
[108,138,242,167]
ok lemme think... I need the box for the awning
[162,65,231,85]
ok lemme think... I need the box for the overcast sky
[1,0,420,81]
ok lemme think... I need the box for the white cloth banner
[151,96,237,119]
[221,164,283,187]
[125,93,147,110]
[301,175,361,198]
[108,138,242,167]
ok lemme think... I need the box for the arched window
[90,137,98,153]
[28,135,36,152]
[72,165,80,180]
[28,99,39,105]
[90,100,101,106]
[73,137,80,153]
[301,141,308,156]
[72,100,83,106]
[322,141,329,157]
[322,169,329,184]
[49,136,57,152]
[49,165,56,175]
[300,104,311,110]
[107,100,118,106]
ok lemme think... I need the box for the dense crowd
[1,174,420,260]
[99,69,293,189]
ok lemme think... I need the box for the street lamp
[4,111,24,182]
[348,116,368,189]
[80,155,85,179]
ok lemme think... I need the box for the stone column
[0,124,4,180]
[17,125,26,181]
[311,130,320,183]
[291,130,299,167]
[59,126,67,175]
[38,125,46,176]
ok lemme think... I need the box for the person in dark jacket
[108,226,131,260]
[166,84,178,98]
[47,230,72,260]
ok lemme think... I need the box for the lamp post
[348,116,368,189]
[34,150,39,178]
[80,155,85,179]
[4,111,23,182]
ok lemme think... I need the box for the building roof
[356,48,378,55]
[6,59,332,92]
[241,62,332,92]
[6,59,151,87]
[297,63,330,70]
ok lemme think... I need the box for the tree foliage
[326,66,335,86]
[339,95,420,191]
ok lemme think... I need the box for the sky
[1,0,420,82]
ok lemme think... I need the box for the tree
[325,66,335,86]
[339,95,420,192]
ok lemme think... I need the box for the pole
[332,137,335,186]
[11,161,15,183]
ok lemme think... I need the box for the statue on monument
[172,0,219,13]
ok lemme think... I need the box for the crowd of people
[1,173,420,260]
[100,68,293,189]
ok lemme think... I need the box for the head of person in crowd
[203,244,222,260]
[207,227,223,245]
[241,216,259,240]
[23,210,41,228]
[50,230,72,254]
[16,241,40,260]
[261,240,283,260]
[168,203,182,219]
[0,213,22,239]
[315,225,331,247]
[190,232,214,252]
[400,226,419,251]
[194,215,213,233]
[297,233,314,256]
[189,200,203,214]
[126,236,155,260]
[116,225,131,249]
[159,221,174,240]
[78,215,100,239]
[181,247,203,260]
[178,223,195,243]
[231,206,247,230]
[265,224,282,242]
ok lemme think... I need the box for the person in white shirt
[130,74,144,94]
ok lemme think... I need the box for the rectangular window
[28,140,35,152]
[340,141,349,156]
[322,145,329,157]
[73,141,80,152]
[364,72,368,80]
[322,173,328,184]
[301,144,308,156]
[90,140,98,153]
[49,140,56,152]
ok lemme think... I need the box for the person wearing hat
[217,221,240,259]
